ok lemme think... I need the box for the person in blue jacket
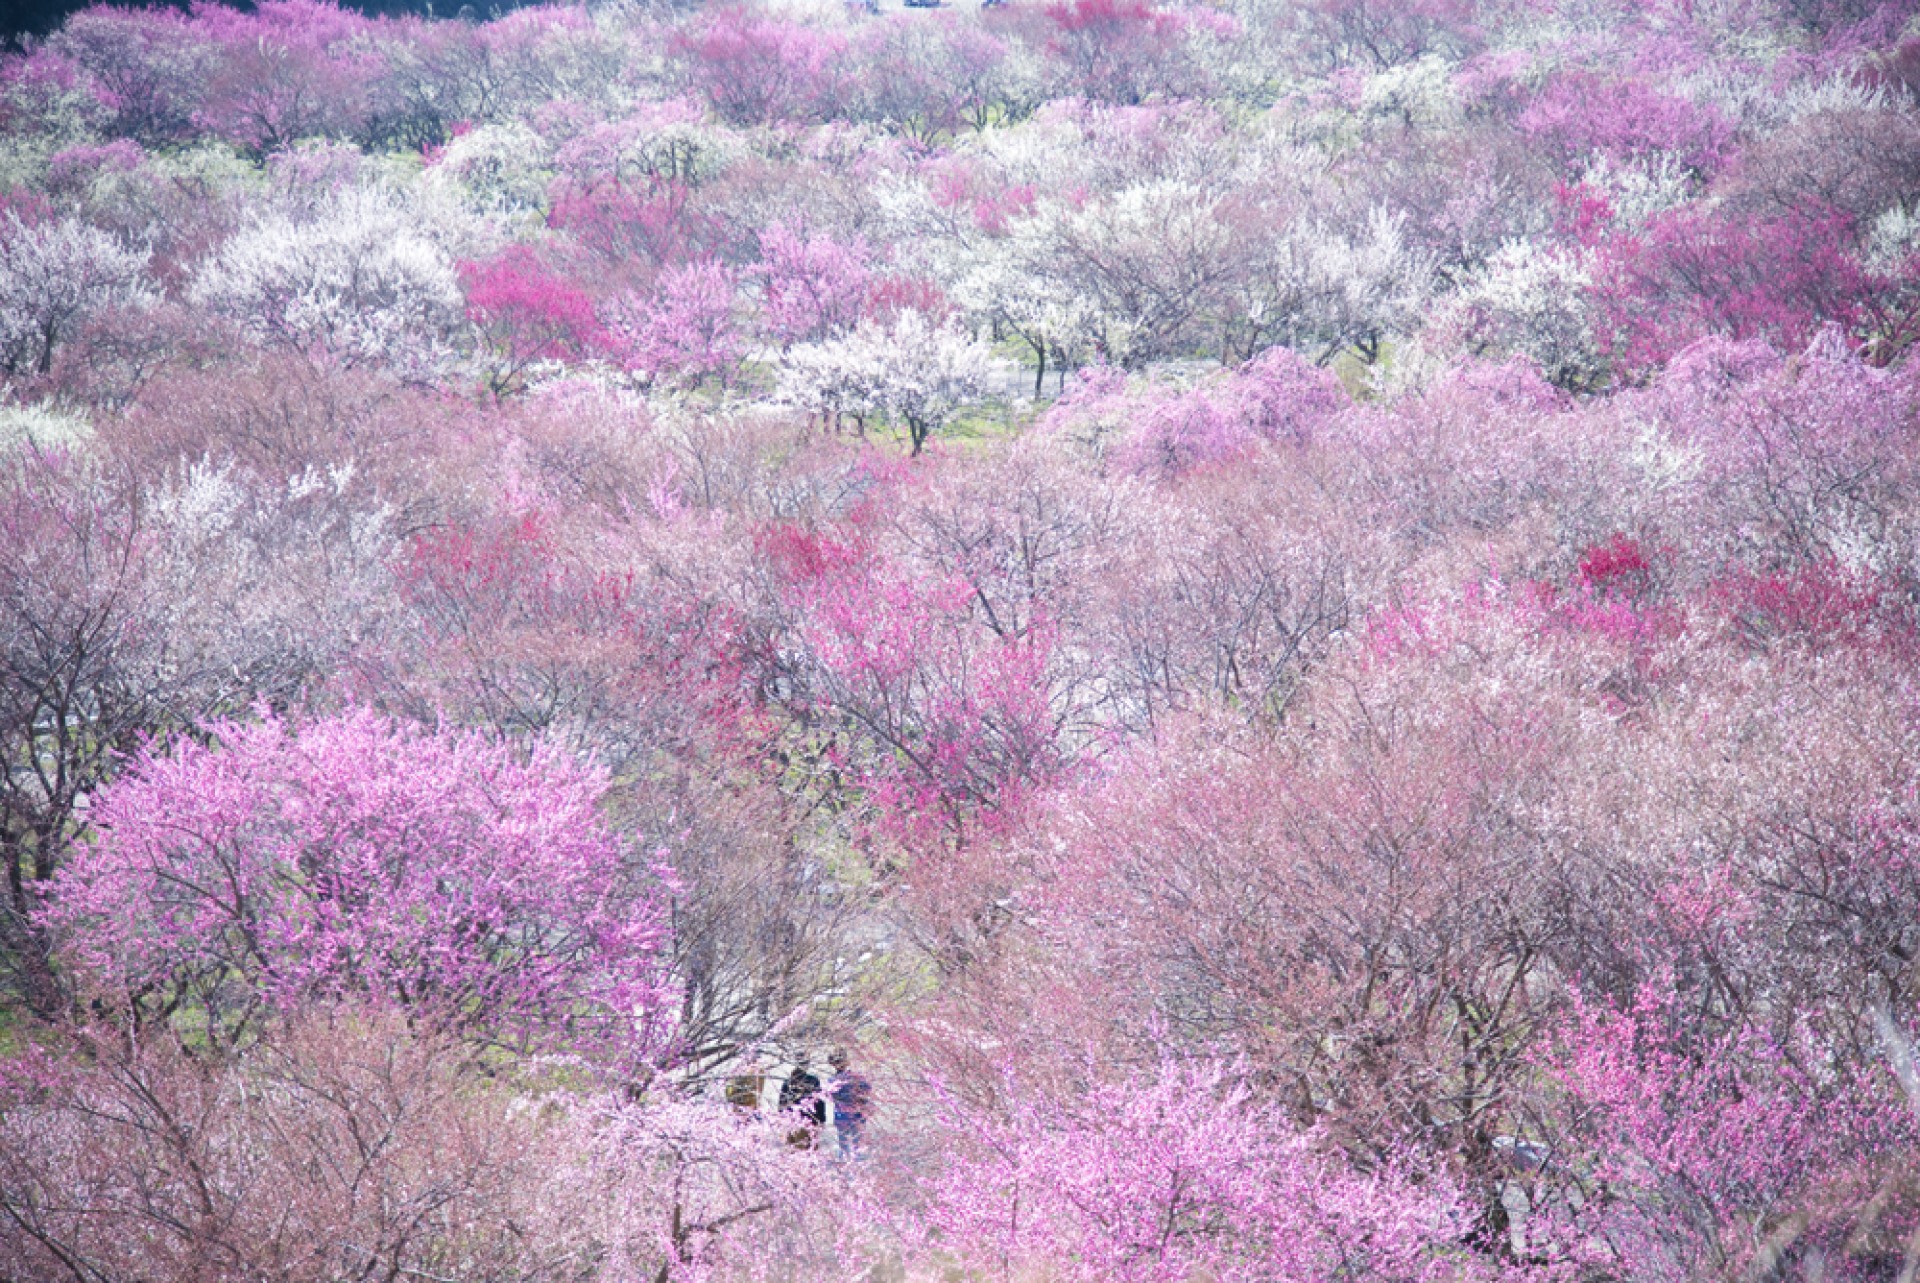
[827,1048,872,1158]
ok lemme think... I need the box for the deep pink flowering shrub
[459,245,612,397]
[1111,386,1243,478]
[44,710,676,1056]
[1546,980,1920,1283]
[918,1058,1498,1283]
[925,155,1038,235]
[1577,533,1655,597]
[1595,206,1879,372]
[387,504,750,761]
[1710,560,1906,651]
[671,8,845,127]
[1519,70,1733,176]
[1229,345,1351,444]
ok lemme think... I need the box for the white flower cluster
[1866,204,1920,272]
[1767,74,1893,128]
[148,455,396,695]
[1452,238,1603,386]
[0,401,92,448]
[0,212,152,378]
[1256,206,1437,359]
[778,311,1004,448]
[190,187,463,377]
[419,122,555,223]
[1361,55,1463,130]
[1577,153,1690,229]
[945,230,1106,371]
[1683,64,1886,132]
[1019,181,1236,366]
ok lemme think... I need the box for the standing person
[827,1049,871,1158]
[779,1063,824,1149]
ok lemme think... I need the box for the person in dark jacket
[779,1064,825,1148]
[827,1049,872,1158]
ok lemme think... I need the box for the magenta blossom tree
[1544,978,1920,1283]
[1594,206,1880,372]
[459,245,613,398]
[755,222,872,349]
[916,1057,1498,1283]
[670,8,845,128]
[43,709,676,1059]
[614,258,743,390]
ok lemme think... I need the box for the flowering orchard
[5,0,1920,1278]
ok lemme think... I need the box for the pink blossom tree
[1104,346,1350,478]
[0,1005,583,1283]
[754,222,872,349]
[754,519,1061,847]
[1035,0,1201,105]
[849,14,1009,143]
[42,709,676,1059]
[549,177,716,277]
[0,1004,880,1283]
[1518,71,1732,178]
[190,0,386,157]
[0,447,162,1015]
[613,259,744,390]
[1294,0,1478,71]
[671,8,845,128]
[915,1057,1498,1283]
[1543,978,1920,1283]
[459,245,612,398]
[41,5,211,144]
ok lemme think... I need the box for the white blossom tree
[1237,205,1438,365]
[1025,180,1247,369]
[0,213,152,379]
[937,227,1104,398]
[189,188,463,378]
[1448,239,1606,390]
[778,310,1003,454]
